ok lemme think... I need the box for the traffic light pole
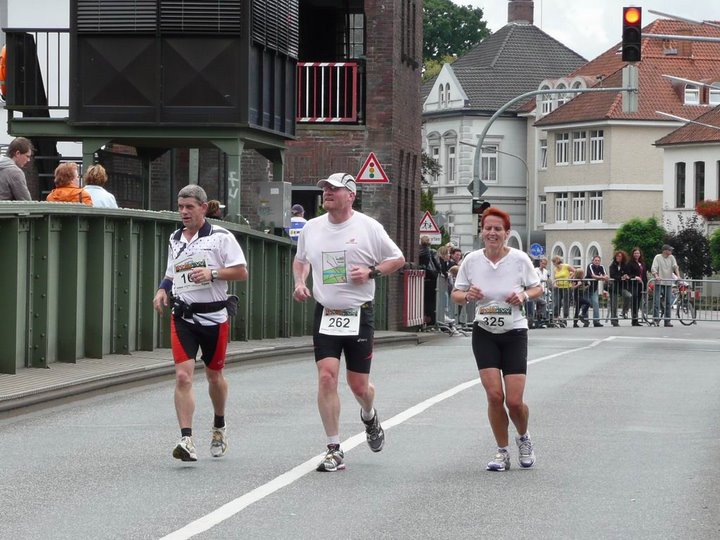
[471,85,635,250]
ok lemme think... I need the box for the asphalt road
[1,324,719,540]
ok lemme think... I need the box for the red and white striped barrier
[403,270,425,327]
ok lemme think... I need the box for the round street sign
[530,243,544,258]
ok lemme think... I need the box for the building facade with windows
[529,18,720,269]
[655,105,720,233]
[421,0,585,251]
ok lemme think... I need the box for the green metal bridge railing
[0,202,388,375]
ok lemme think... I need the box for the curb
[0,333,422,413]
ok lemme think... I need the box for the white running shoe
[173,436,198,462]
[516,434,536,468]
[486,449,511,471]
[210,426,228,458]
[316,445,345,472]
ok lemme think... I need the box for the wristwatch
[211,269,219,282]
[368,266,382,279]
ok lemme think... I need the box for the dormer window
[439,85,445,107]
[445,83,451,105]
[684,84,700,105]
[709,84,720,105]
[556,83,567,107]
[540,85,552,115]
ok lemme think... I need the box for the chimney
[508,0,534,25]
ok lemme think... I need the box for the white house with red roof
[528,18,720,268]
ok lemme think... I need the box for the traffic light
[622,6,642,62]
[472,199,490,214]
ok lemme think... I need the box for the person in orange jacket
[46,162,92,205]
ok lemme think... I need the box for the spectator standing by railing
[626,247,648,326]
[651,244,680,327]
[0,136,33,201]
[572,268,591,328]
[83,164,118,208]
[608,250,629,327]
[585,255,608,327]
[419,235,441,325]
[551,256,573,321]
[46,162,92,205]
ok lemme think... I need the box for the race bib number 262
[319,307,360,336]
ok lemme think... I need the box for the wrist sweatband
[159,278,172,293]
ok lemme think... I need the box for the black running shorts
[312,302,375,374]
[471,324,528,375]
[171,315,229,371]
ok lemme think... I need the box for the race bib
[319,307,360,336]
[475,302,513,334]
[173,253,210,294]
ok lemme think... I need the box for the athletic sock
[181,428,192,438]
[214,415,225,429]
[361,407,375,422]
[327,435,341,446]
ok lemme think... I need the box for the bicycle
[642,278,697,326]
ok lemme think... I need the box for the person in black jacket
[419,236,441,325]
[626,247,648,326]
[608,250,629,327]
[585,255,609,327]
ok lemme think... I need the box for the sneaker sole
[316,463,346,472]
[486,466,509,471]
[210,447,227,458]
[173,445,198,462]
[519,458,536,468]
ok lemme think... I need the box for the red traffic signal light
[622,6,642,62]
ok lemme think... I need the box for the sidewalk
[0,331,423,413]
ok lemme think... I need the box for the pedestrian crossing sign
[356,152,390,183]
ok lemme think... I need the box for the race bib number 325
[319,307,360,336]
[475,302,513,334]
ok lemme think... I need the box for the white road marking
[159,336,624,539]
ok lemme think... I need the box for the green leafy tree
[710,228,720,272]
[664,215,713,278]
[421,150,441,186]
[423,54,457,81]
[613,217,666,259]
[424,0,489,66]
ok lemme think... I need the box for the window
[572,131,587,164]
[556,84,567,107]
[572,192,586,221]
[539,196,547,224]
[539,139,548,169]
[684,84,700,105]
[540,86,552,115]
[695,161,705,204]
[590,191,603,221]
[556,133,569,165]
[570,245,582,268]
[555,193,568,222]
[439,85,445,107]
[675,162,686,208]
[446,144,456,183]
[429,146,440,184]
[590,130,604,162]
[481,145,498,182]
[710,84,720,105]
[445,83,451,105]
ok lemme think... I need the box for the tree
[664,215,712,278]
[612,217,666,259]
[710,228,720,272]
[424,0,489,66]
[423,54,457,81]
[421,150,441,186]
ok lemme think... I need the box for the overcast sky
[465,1,716,61]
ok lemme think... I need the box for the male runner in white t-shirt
[153,185,248,462]
[293,172,405,472]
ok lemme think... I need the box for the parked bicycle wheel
[677,301,696,326]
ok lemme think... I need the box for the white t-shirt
[295,211,403,309]
[164,221,247,325]
[84,185,118,208]
[454,247,540,330]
